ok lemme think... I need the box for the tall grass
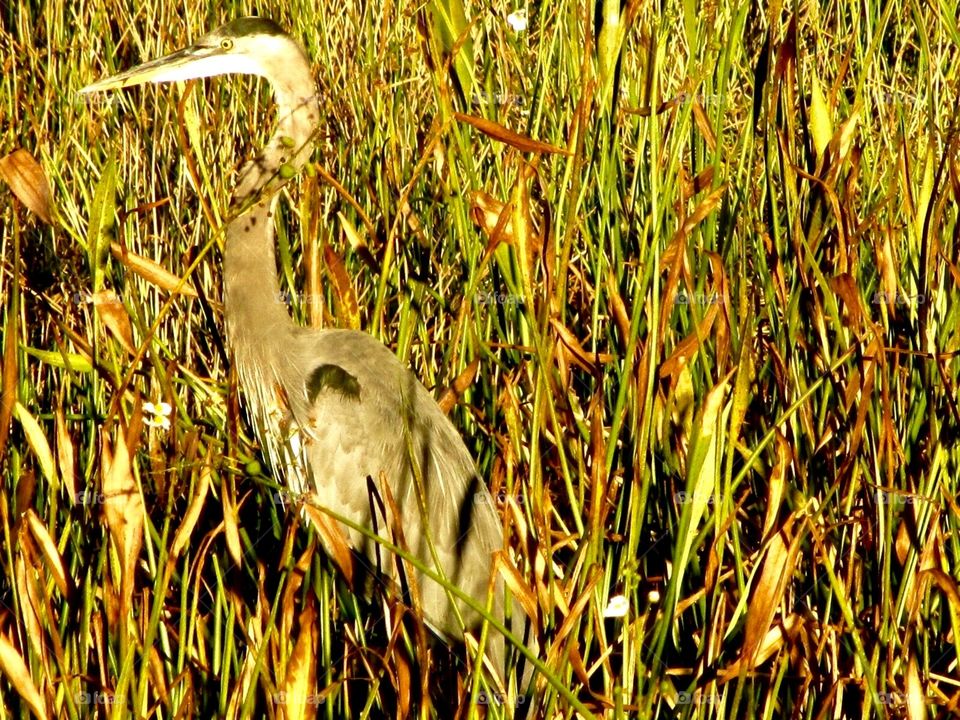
[2,0,959,718]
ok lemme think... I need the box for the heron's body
[83,17,531,689]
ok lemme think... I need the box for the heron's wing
[292,356,392,551]
[286,331,508,639]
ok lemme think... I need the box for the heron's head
[81,17,303,93]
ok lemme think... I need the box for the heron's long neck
[222,51,319,368]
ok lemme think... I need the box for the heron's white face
[80,18,300,93]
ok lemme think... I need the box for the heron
[82,16,534,697]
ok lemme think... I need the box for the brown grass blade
[513,165,541,293]
[148,645,169,707]
[13,403,56,483]
[469,189,517,252]
[394,650,413,718]
[706,251,731,370]
[168,463,211,569]
[322,245,361,330]
[763,432,791,539]
[469,190,508,236]
[922,568,960,618]
[221,477,243,567]
[550,319,615,372]
[55,408,77,505]
[551,566,601,655]
[24,509,69,597]
[498,552,538,623]
[828,273,865,334]
[681,184,727,234]
[906,653,925,720]
[718,614,801,683]
[740,515,800,670]
[454,112,572,156]
[93,290,137,356]
[565,641,592,692]
[0,293,19,462]
[101,427,144,622]
[895,519,911,566]
[14,551,47,671]
[280,599,319,720]
[0,630,48,719]
[691,100,717,153]
[278,542,313,669]
[604,270,631,343]
[437,358,479,414]
[110,243,198,297]
[0,149,54,225]
[588,392,608,538]
[658,305,719,385]
[302,499,354,585]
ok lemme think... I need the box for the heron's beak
[80,44,228,94]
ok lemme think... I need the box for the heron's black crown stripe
[220,17,285,38]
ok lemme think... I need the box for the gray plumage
[82,17,533,691]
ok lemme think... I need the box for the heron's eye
[220,38,234,51]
